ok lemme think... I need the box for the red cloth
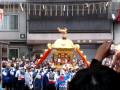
[49,80,55,84]
[117,9,120,22]
[59,76,64,81]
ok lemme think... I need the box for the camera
[102,44,120,68]
[110,44,120,54]
[110,44,116,55]
[102,44,120,67]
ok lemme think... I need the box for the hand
[115,51,120,60]
[112,51,120,72]
[95,41,112,62]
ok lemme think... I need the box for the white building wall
[0,11,28,59]
[0,11,26,41]
[0,0,26,3]
[27,33,113,44]
[114,24,120,44]
[112,0,120,44]
[113,0,120,2]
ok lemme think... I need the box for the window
[9,48,19,60]
[0,15,18,31]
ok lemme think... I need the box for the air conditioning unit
[20,34,26,39]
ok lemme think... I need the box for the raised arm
[94,41,112,62]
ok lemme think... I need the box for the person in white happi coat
[25,66,33,90]
[15,66,25,90]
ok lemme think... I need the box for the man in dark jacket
[68,41,120,90]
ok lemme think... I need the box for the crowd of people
[1,41,120,90]
[1,57,83,90]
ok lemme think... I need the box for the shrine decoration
[36,27,90,68]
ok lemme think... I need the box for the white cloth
[25,71,33,89]
[15,70,25,80]
[15,70,20,78]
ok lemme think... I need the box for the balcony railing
[0,0,112,19]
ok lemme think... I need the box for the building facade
[112,0,120,44]
[1,0,119,60]
[26,0,113,60]
[0,0,28,60]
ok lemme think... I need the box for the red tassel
[76,48,90,67]
[37,49,52,65]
